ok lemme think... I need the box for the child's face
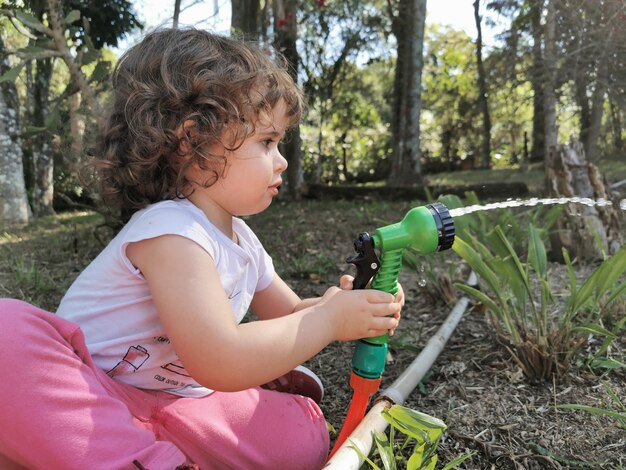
[201,100,290,217]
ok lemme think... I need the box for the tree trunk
[231,0,261,39]
[173,0,182,28]
[31,57,55,216]
[23,60,35,199]
[340,130,349,182]
[608,96,624,152]
[69,91,85,166]
[473,0,491,169]
[545,140,622,261]
[315,113,324,183]
[27,2,59,216]
[573,34,609,163]
[529,0,546,163]
[584,55,608,162]
[388,0,426,186]
[542,0,558,162]
[0,37,31,225]
[521,131,529,171]
[273,0,305,197]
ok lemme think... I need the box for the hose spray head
[372,202,455,255]
[348,202,455,379]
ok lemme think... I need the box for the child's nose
[274,149,288,172]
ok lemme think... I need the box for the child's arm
[127,234,401,392]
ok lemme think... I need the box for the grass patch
[0,211,110,311]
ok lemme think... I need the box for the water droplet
[418,278,427,287]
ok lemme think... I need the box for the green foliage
[453,218,626,380]
[63,0,142,48]
[2,1,139,212]
[0,61,25,83]
[355,405,473,470]
[564,248,626,371]
[421,25,480,171]
[562,248,626,325]
[487,75,533,166]
[301,59,393,184]
[298,0,392,185]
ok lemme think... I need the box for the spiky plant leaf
[527,224,547,279]
[373,431,396,470]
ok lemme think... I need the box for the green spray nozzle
[372,203,455,254]
[348,202,455,379]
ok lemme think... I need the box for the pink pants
[0,299,329,470]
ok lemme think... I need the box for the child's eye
[262,139,275,147]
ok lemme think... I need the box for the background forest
[1,0,625,224]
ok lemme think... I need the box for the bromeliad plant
[454,222,626,381]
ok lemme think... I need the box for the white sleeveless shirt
[56,199,275,397]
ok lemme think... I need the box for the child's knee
[0,299,78,364]
[0,299,39,341]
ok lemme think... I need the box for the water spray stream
[449,196,625,218]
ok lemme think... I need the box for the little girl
[0,28,402,469]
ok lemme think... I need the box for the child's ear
[176,120,198,156]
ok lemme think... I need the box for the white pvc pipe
[324,272,477,469]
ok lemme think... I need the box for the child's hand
[337,275,404,337]
[319,284,402,342]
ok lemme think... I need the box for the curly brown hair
[90,28,303,215]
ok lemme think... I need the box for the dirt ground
[246,199,626,470]
[2,197,624,469]
[286,266,625,470]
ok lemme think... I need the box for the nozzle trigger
[346,233,380,290]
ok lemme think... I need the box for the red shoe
[261,365,324,404]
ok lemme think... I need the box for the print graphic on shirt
[106,345,149,378]
[155,362,196,388]
[161,361,192,377]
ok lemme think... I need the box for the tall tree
[0,35,31,225]
[387,0,427,186]
[473,0,492,169]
